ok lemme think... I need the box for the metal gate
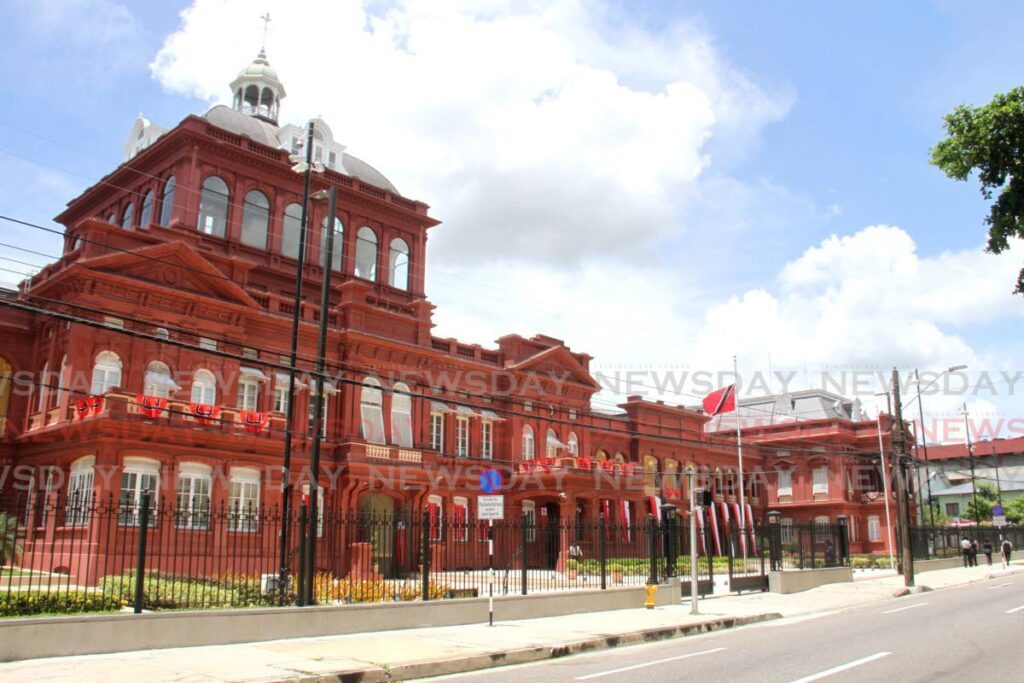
[726,520,768,593]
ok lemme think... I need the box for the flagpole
[733,355,747,562]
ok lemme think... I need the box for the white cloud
[150,0,788,267]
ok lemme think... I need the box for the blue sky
[0,0,1021,434]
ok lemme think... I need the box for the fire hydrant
[644,582,657,609]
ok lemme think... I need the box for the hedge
[0,590,124,617]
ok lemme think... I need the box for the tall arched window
[144,361,176,398]
[388,237,409,290]
[66,455,95,526]
[391,382,412,448]
[56,355,68,406]
[643,455,658,488]
[90,351,122,395]
[545,428,560,458]
[282,202,303,259]
[521,425,535,460]
[197,176,229,237]
[191,369,216,405]
[241,190,270,249]
[567,432,578,455]
[355,227,378,281]
[36,362,50,413]
[139,190,154,227]
[360,376,385,444]
[159,176,176,226]
[120,203,135,230]
[320,215,344,271]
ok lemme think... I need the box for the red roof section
[924,436,1024,461]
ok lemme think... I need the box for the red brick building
[0,52,896,578]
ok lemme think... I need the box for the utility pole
[962,403,980,522]
[891,368,914,588]
[913,369,936,525]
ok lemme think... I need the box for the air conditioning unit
[260,573,282,595]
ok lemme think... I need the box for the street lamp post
[873,391,896,571]
[303,185,338,605]
[961,403,981,523]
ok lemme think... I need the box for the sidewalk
[0,563,1019,683]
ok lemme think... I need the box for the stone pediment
[78,241,259,309]
[508,345,600,390]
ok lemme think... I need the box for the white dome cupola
[230,49,286,124]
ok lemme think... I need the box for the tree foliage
[931,87,1024,294]
[963,482,999,523]
[1005,494,1024,525]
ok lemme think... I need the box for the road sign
[993,504,1004,517]
[994,514,1007,528]
[479,468,503,494]
[478,495,505,520]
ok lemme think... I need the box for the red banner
[189,402,220,425]
[136,394,167,419]
[241,411,269,434]
[74,395,104,419]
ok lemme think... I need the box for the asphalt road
[420,575,1024,682]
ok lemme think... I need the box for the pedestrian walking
[961,537,972,567]
[982,539,993,566]
[970,538,980,567]
[1001,536,1013,570]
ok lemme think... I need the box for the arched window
[66,455,95,526]
[360,376,385,444]
[521,425,535,460]
[664,458,679,489]
[391,381,413,448]
[545,428,560,458]
[320,215,344,271]
[355,227,378,281]
[191,369,216,405]
[388,237,410,290]
[56,355,68,406]
[197,176,229,237]
[90,351,122,395]
[159,176,176,226]
[36,362,50,413]
[176,463,212,530]
[614,452,626,464]
[282,202,303,259]
[154,327,170,341]
[118,457,160,526]
[243,84,259,112]
[567,432,579,456]
[144,361,176,398]
[105,212,116,225]
[241,190,270,249]
[120,203,134,230]
[139,190,154,227]
[643,455,658,488]
[594,449,608,462]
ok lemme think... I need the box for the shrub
[0,590,124,617]
[98,571,274,610]
[312,571,449,603]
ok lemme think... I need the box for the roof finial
[260,12,271,53]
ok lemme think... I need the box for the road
[420,575,1024,682]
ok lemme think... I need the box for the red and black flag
[702,384,736,416]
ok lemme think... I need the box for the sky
[0,0,1022,440]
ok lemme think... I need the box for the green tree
[963,483,999,524]
[1005,495,1024,525]
[0,512,22,567]
[931,87,1024,294]
[925,501,950,526]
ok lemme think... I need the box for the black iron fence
[909,525,1024,562]
[0,495,856,617]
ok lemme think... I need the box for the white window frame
[144,360,176,398]
[36,362,50,413]
[867,515,881,542]
[453,496,469,542]
[391,382,413,448]
[191,369,216,405]
[456,416,470,457]
[237,379,259,411]
[273,382,289,413]
[228,467,261,533]
[430,411,445,452]
[90,351,122,395]
[522,425,535,460]
[567,432,578,456]
[118,457,160,527]
[812,467,829,496]
[428,494,443,542]
[522,501,536,543]
[65,456,94,527]
[175,464,212,530]
[360,377,385,445]
[777,469,793,497]
[198,337,218,351]
[481,419,493,460]
[546,428,559,459]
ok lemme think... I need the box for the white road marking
[881,602,928,614]
[573,647,725,680]
[988,583,1013,589]
[1005,604,1024,614]
[789,651,892,683]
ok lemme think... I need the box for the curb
[288,613,782,682]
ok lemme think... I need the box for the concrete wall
[915,557,964,572]
[0,580,681,662]
[768,567,853,594]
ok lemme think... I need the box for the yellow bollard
[644,582,657,609]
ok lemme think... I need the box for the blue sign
[993,504,1004,516]
[480,468,503,494]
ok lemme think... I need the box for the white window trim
[430,411,445,452]
[456,416,470,457]
[176,463,212,530]
[481,419,493,460]
[812,467,829,495]
[522,501,536,543]
[453,496,469,542]
[65,456,95,527]
[867,515,881,542]
[777,469,793,497]
[228,467,261,533]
